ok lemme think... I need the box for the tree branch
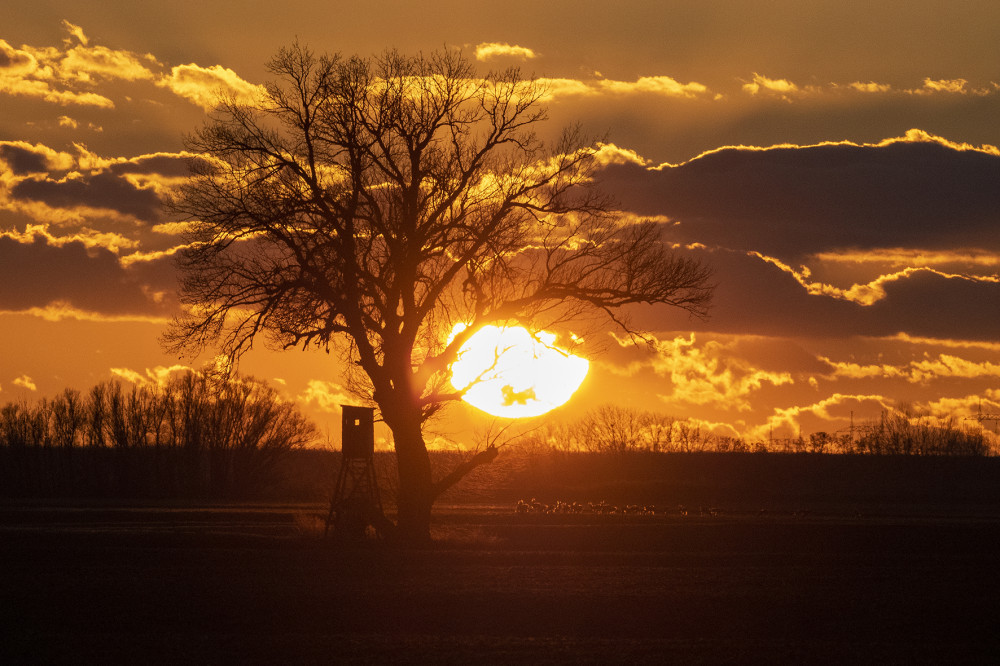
[431,444,499,500]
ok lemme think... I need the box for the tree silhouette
[165,45,713,542]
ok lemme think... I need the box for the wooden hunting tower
[325,405,387,539]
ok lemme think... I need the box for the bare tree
[85,384,107,448]
[165,45,713,541]
[576,405,646,453]
[51,389,84,448]
[106,382,129,449]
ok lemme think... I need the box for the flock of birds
[512,499,819,518]
[514,498,721,517]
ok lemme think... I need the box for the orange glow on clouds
[750,252,1000,306]
[449,325,589,418]
[474,42,537,61]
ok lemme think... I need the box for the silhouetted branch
[431,444,499,500]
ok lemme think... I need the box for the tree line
[0,370,317,498]
[517,405,993,456]
[4,382,989,503]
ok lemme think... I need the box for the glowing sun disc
[449,325,589,418]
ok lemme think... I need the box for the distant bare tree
[0,402,32,448]
[50,389,84,448]
[165,45,713,541]
[106,382,129,449]
[575,405,647,453]
[85,384,107,448]
[857,409,988,456]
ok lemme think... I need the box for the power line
[964,398,1000,434]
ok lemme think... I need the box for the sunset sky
[3,1,1000,447]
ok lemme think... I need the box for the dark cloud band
[598,138,1000,259]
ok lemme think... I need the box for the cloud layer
[3,15,1000,445]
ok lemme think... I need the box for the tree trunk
[391,416,434,544]
[384,401,500,544]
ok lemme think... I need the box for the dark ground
[2,500,999,664]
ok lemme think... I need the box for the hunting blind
[325,405,388,539]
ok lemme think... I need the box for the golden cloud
[50,20,158,83]
[0,30,154,108]
[68,144,199,174]
[474,42,537,61]
[892,128,1000,153]
[119,244,189,267]
[3,22,262,111]
[1,144,201,227]
[613,332,792,412]
[298,379,355,413]
[157,63,263,110]
[601,76,708,98]
[60,20,89,47]
[675,417,743,440]
[13,375,37,391]
[2,191,153,227]
[886,333,1000,352]
[848,81,892,93]
[534,77,593,98]
[0,39,43,75]
[670,129,1000,170]
[537,75,712,100]
[0,140,77,173]
[813,248,1000,270]
[919,395,985,420]
[0,39,115,107]
[823,353,1000,384]
[1,172,161,226]
[109,367,144,384]
[750,252,1000,306]
[1,224,139,255]
[741,73,803,98]
[0,302,170,324]
[910,355,1000,383]
[150,221,195,235]
[917,77,969,94]
[736,75,1000,100]
[110,364,194,387]
[592,142,650,167]
[752,393,890,440]
[58,44,157,83]
[821,359,905,380]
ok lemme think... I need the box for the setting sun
[449,325,590,418]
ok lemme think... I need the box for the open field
[2,498,999,664]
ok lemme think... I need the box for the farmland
[3,451,999,663]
